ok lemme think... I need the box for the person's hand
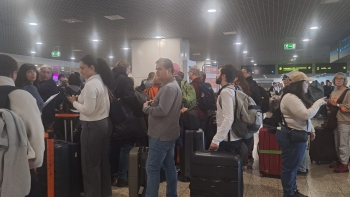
[180,107,188,114]
[67,95,78,103]
[213,118,217,125]
[328,99,337,107]
[310,132,316,141]
[28,159,35,170]
[143,100,153,108]
[209,143,219,151]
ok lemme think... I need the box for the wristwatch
[337,104,340,107]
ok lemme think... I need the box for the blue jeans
[146,137,177,197]
[298,145,308,172]
[276,127,307,197]
[118,140,134,181]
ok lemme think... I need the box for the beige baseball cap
[289,71,313,83]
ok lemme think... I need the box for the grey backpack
[219,85,263,138]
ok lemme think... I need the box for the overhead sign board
[277,64,312,74]
[204,66,219,92]
[284,43,296,50]
[51,51,61,57]
[339,35,350,59]
[315,63,347,73]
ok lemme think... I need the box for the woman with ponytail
[67,55,113,197]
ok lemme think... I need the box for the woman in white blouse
[277,72,326,197]
[67,55,113,197]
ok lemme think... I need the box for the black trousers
[81,118,112,197]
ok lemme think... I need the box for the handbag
[323,89,350,131]
[281,113,309,143]
[180,109,199,130]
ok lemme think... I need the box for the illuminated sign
[277,64,312,74]
[315,63,347,73]
[339,35,350,59]
[284,43,296,50]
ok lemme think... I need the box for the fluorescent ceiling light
[193,53,201,56]
[29,23,37,26]
[243,51,248,53]
[72,49,82,52]
[293,55,298,57]
[71,57,75,60]
[104,15,125,20]
[223,31,237,35]
[206,59,210,61]
[235,43,242,45]
[30,51,36,54]
[62,18,82,23]
[208,9,217,13]
[122,47,130,50]
[310,26,318,29]
[154,36,164,39]
[35,64,38,67]
[36,42,42,45]
[254,64,257,66]
[251,60,254,62]
[109,56,114,59]
[303,39,310,42]
[92,39,100,42]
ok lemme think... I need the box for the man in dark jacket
[324,80,334,99]
[110,61,136,187]
[242,68,261,105]
[37,65,58,129]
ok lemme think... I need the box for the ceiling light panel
[62,18,82,23]
[223,31,237,35]
[104,15,125,20]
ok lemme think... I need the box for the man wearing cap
[277,71,326,197]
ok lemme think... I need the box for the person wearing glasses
[328,72,350,173]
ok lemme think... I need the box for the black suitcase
[54,140,80,197]
[129,146,166,197]
[190,151,243,197]
[309,126,338,164]
[180,130,205,182]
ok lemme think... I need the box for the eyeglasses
[335,77,344,81]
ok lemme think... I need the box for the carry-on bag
[258,127,282,177]
[179,129,205,182]
[309,126,338,164]
[189,150,243,197]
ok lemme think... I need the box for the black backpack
[257,85,270,113]
[0,86,19,110]
[197,82,216,111]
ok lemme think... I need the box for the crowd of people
[1,53,350,197]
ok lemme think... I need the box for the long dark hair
[15,64,38,87]
[80,55,113,88]
[235,71,251,96]
[281,80,312,108]
[274,80,312,123]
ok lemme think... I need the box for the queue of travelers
[1,53,350,197]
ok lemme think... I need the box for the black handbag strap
[281,110,308,132]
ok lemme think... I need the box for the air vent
[320,0,342,4]
[72,49,82,52]
[192,53,201,56]
[223,31,237,35]
[62,18,82,23]
[104,15,125,20]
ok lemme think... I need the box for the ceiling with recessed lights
[0,0,350,67]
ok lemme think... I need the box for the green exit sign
[51,51,61,57]
[284,43,296,50]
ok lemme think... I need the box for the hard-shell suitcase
[189,150,243,197]
[129,147,148,197]
[309,126,338,164]
[258,127,282,177]
[180,129,205,181]
[129,146,166,197]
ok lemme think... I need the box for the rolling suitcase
[180,129,205,182]
[189,150,243,197]
[309,126,338,164]
[129,146,166,197]
[258,127,282,177]
[129,147,148,197]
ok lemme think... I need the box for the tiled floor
[112,119,350,197]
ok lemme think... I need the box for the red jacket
[190,77,207,117]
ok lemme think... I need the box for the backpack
[180,80,197,109]
[219,86,263,138]
[305,80,324,103]
[0,86,19,110]
[197,82,216,111]
[133,89,151,117]
[258,85,270,113]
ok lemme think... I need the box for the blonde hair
[39,64,53,73]
[189,66,200,77]
[332,72,348,87]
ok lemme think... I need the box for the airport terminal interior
[1,0,350,197]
